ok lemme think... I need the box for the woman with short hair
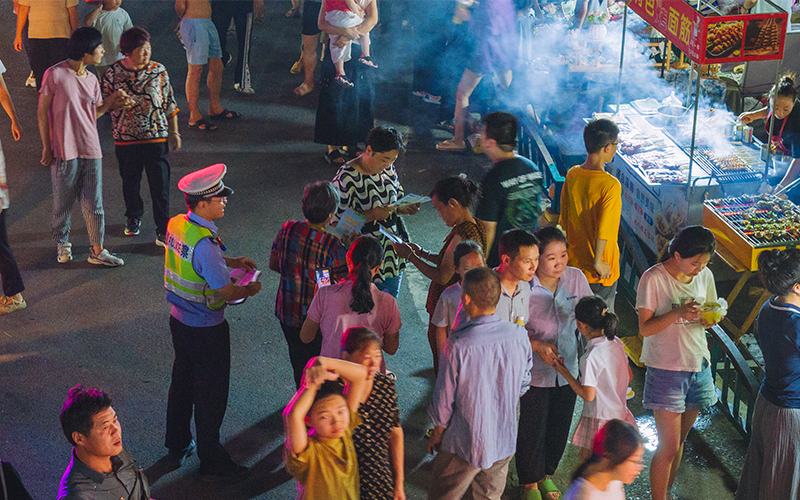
[101,26,180,245]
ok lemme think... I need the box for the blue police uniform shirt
[166,211,231,327]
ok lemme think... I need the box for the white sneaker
[88,248,124,267]
[57,242,73,263]
[234,83,255,95]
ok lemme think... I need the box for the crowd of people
[0,1,799,500]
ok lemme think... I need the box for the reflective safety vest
[164,215,226,310]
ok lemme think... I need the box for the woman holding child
[519,226,592,500]
[393,175,486,373]
[332,126,420,298]
[636,226,720,500]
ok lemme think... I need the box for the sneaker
[199,463,249,483]
[423,92,442,105]
[412,90,425,97]
[233,82,256,95]
[57,242,73,263]
[156,233,167,248]
[334,74,354,88]
[88,248,124,267]
[358,55,378,69]
[0,293,26,315]
[165,439,196,469]
[25,71,36,88]
[124,217,141,236]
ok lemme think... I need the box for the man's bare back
[175,0,212,19]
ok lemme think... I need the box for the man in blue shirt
[427,267,533,500]
[163,163,261,482]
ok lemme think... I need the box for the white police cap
[177,163,234,197]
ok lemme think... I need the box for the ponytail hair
[758,248,800,297]
[575,295,618,340]
[771,72,798,102]
[572,419,643,481]
[348,236,384,314]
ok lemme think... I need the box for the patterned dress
[332,161,409,283]
[352,373,401,500]
[425,219,488,315]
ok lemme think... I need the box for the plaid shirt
[272,221,348,327]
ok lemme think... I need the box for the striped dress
[332,161,409,282]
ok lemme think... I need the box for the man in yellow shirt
[559,119,621,313]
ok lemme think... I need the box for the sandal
[188,118,218,131]
[294,82,314,96]
[539,479,561,500]
[323,149,347,165]
[435,139,466,152]
[290,59,303,74]
[286,6,300,17]
[334,74,354,88]
[208,109,241,120]
[359,55,379,69]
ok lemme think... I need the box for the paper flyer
[378,225,403,244]
[394,193,431,208]
[227,268,261,304]
[328,208,365,240]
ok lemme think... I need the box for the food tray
[704,194,800,271]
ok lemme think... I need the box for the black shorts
[302,0,322,36]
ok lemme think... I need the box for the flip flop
[208,109,241,120]
[188,118,218,131]
[539,479,561,500]
[436,139,466,152]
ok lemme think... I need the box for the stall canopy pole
[764,62,784,177]
[615,3,629,113]
[687,62,701,197]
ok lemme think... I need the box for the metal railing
[708,323,761,441]
[518,117,565,213]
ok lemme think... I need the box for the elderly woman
[735,248,800,500]
[331,126,420,297]
[393,175,486,373]
[341,327,405,500]
[101,27,180,246]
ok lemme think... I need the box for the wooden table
[714,243,770,343]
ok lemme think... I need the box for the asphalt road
[0,2,746,499]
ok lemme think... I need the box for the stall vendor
[739,73,800,197]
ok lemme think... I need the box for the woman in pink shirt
[301,236,402,372]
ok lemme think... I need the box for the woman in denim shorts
[635,226,720,500]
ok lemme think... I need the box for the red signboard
[627,0,788,64]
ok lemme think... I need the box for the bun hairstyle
[572,419,643,481]
[429,175,480,211]
[575,296,618,340]
[758,248,800,297]
[771,72,798,102]
[663,225,715,262]
[348,236,384,314]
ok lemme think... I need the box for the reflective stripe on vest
[164,215,226,310]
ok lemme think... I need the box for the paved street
[0,2,747,499]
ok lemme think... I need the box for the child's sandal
[359,56,378,69]
[334,74,354,88]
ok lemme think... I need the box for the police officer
[163,163,261,482]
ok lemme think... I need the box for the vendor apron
[765,111,790,155]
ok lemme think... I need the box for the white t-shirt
[636,263,717,372]
[581,336,635,421]
[431,282,469,331]
[563,478,625,500]
[93,8,133,66]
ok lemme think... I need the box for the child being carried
[324,0,378,88]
